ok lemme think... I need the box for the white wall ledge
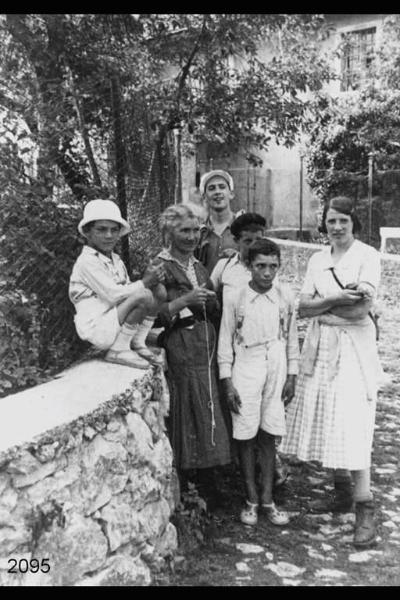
[0,360,157,457]
[270,237,400,263]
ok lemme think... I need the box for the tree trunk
[5,14,92,201]
[68,69,102,189]
[110,75,131,272]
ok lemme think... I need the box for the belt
[173,314,206,329]
[242,337,280,349]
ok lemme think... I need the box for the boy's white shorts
[75,307,121,350]
[231,339,287,440]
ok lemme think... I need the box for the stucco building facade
[182,14,389,238]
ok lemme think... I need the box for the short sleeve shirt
[301,240,381,298]
[210,254,251,303]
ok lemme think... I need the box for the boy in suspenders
[211,213,290,487]
[218,238,299,526]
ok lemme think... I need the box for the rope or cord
[203,304,216,447]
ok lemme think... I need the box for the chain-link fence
[195,155,400,249]
[305,164,400,249]
[121,87,176,275]
[0,41,176,394]
[2,16,400,396]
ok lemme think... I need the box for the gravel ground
[157,303,400,587]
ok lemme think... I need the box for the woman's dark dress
[157,253,231,470]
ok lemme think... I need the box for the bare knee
[153,283,168,304]
[143,288,154,305]
[131,287,154,308]
[118,288,154,325]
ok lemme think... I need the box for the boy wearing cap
[69,199,166,369]
[196,170,244,274]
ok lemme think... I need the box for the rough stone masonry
[0,360,178,586]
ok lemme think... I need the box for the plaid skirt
[281,324,376,470]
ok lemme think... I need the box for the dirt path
[158,305,400,587]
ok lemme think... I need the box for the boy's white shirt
[210,252,281,302]
[69,245,145,319]
[217,281,299,379]
[210,253,250,300]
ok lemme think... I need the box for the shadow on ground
[155,306,400,587]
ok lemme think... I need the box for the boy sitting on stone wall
[69,199,166,369]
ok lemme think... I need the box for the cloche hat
[78,199,131,237]
[199,170,234,195]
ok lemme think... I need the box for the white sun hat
[199,170,234,195]
[78,199,131,237]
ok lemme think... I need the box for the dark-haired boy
[210,212,266,305]
[217,238,299,526]
[212,214,289,488]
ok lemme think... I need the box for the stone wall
[0,361,178,586]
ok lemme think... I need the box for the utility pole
[367,152,374,245]
[299,153,304,242]
[173,127,182,204]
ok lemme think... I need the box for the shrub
[305,88,400,247]
[0,289,44,395]
[171,483,211,553]
[0,139,88,394]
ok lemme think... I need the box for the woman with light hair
[156,204,231,507]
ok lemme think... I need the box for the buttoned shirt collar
[81,244,118,264]
[247,282,279,304]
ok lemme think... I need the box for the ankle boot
[353,500,376,548]
[333,477,354,512]
[310,476,354,513]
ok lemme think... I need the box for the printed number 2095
[8,558,50,574]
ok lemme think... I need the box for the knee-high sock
[131,316,155,349]
[109,323,138,352]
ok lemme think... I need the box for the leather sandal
[134,346,164,366]
[105,349,150,369]
[260,502,290,525]
[240,500,258,526]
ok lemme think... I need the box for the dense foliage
[304,15,400,244]
[305,87,400,199]
[0,13,335,394]
[0,137,87,395]
[1,14,335,191]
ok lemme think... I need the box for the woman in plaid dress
[282,196,383,549]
